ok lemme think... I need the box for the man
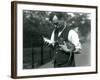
[51,16,82,67]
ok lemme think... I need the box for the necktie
[54,28,59,41]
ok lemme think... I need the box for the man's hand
[73,48,81,54]
[59,41,70,52]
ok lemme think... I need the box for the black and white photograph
[11,1,97,78]
[23,10,91,69]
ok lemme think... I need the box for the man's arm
[68,30,82,53]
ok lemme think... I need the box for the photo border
[11,1,98,79]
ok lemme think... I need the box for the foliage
[23,10,91,48]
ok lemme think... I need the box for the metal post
[32,47,34,68]
[40,37,44,65]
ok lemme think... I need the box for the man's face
[74,27,79,33]
[54,21,65,31]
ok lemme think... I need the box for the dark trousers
[54,52,75,68]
